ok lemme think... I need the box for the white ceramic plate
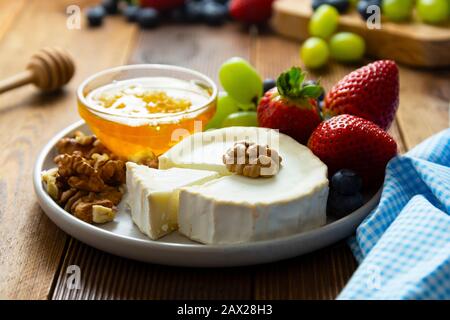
[33,120,381,267]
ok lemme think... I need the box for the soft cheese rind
[179,179,328,244]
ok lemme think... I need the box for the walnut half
[58,188,118,224]
[223,141,282,178]
[72,198,115,224]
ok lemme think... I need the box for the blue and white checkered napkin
[338,129,450,300]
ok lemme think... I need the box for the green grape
[300,37,330,69]
[382,0,414,21]
[221,111,258,128]
[205,92,240,130]
[329,32,366,63]
[416,0,449,24]
[218,57,263,104]
[308,4,339,39]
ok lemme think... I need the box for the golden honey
[78,76,216,159]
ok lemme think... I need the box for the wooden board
[272,0,450,67]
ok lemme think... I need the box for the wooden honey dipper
[0,47,75,94]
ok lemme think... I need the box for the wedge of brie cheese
[159,127,329,244]
[126,162,219,240]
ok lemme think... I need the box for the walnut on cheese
[223,141,282,178]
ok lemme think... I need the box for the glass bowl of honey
[77,64,217,160]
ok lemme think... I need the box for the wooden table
[0,0,448,300]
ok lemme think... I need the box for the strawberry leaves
[300,84,323,99]
[276,67,323,100]
[276,67,305,97]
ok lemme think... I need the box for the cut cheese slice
[159,127,329,244]
[126,162,219,240]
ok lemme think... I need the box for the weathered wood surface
[0,0,447,300]
[0,0,137,299]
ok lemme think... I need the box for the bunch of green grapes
[381,0,448,24]
[301,4,366,69]
[206,57,261,130]
[301,0,448,71]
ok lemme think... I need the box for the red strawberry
[229,0,275,24]
[257,67,323,144]
[140,0,184,11]
[323,60,399,130]
[308,114,397,186]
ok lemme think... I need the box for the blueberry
[317,92,325,102]
[313,0,350,13]
[212,0,230,4]
[137,8,160,29]
[327,190,364,218]
[363,0,382,6]
[86,6,105,27]
[318,100,325,112]
[331,169,363,195]
[185,1,205,23]
[312,0,327,11]
[102,0,119,15]
[357,0,382,21]
[123,5,139,22]
[263,78,276,93]
[170,5,188,23]
[202,2,228,26]
[327,0,350,13]
[317,90,325,102]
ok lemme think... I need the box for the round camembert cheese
[159,127,329,244]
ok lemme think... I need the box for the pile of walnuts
[42,131,126,224]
